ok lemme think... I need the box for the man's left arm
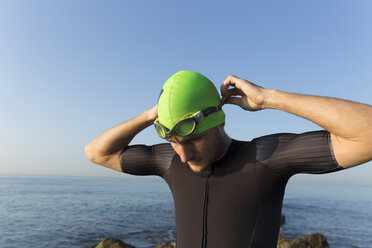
[221,75,372,169]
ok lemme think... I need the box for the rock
[86,238,136,248]
[279,213,286,233]
[281,213,285,225]
[85,228,329,248]
[277,233,329,248]
[154,242,176,248]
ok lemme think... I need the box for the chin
[190,167,205,173]
[188,161,210,172]
[188,160,203,167]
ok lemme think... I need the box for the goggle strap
[194,112,205,122]
[202,106,220,117]
[202,101,224,116]
[155,100,224,139]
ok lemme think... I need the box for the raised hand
[220,75,268,111]
[146,104,158,122]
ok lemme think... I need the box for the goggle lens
[174,118,196,136]
[154,101,224,139]
[155,124,166,138]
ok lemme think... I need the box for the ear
[218,122,225,128]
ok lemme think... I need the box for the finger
[222,75,235,90]
[221,95,229,104]
[224,76,247,98]
[221,75,240,99]
[225,96,242,107]
[221,75,233,95]
[220,81,229,98]
[228,87,244,96]
[223,75,243,88]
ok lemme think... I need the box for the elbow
[84,145,111,165]
[84,145,96,162]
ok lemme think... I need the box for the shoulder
[120,142,175,177]
[250,130,332,162]
[120,142,173,155]
[251,130,330,146]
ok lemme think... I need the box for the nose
[178,143,194,163]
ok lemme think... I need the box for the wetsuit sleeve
[119,143,175,178]
[253,130,343,179]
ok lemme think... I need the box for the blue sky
[1,0,371,186]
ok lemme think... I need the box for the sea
[0,175,371,248]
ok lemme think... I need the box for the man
[84,71,372,248]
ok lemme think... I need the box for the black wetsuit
[120,130,343,248]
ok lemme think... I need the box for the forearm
[221,74,372,168]
[263,89,372,142]
[85,109,156,161]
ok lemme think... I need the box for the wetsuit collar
[189,138,238,176]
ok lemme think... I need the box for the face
[167,124,226,173]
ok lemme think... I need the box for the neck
[189,130,232,174]
[215,133,232,162]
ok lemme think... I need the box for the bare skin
[221,75,372,169]
[84,105,158,172]
[84,102,231,173]
[85,75,372,172]
[166,124,232,173]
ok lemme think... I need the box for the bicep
[255,130,342,179]
[86,149,123,172]
[331,133,372,169]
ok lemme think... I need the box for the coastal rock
[281,213,285,225]
[280,213,286,233]
[86,218,329,248]
[85,238,135,248]
[277,233,329,248]
[86,233,329,248]
[154,242,176,248]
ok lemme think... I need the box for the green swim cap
[157,70,225,135]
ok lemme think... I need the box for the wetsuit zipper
[202,168,212,248]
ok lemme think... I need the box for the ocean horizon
[1,174,371,248]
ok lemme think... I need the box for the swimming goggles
[154,100,225,139]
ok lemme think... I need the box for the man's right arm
[84,105,158,172]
